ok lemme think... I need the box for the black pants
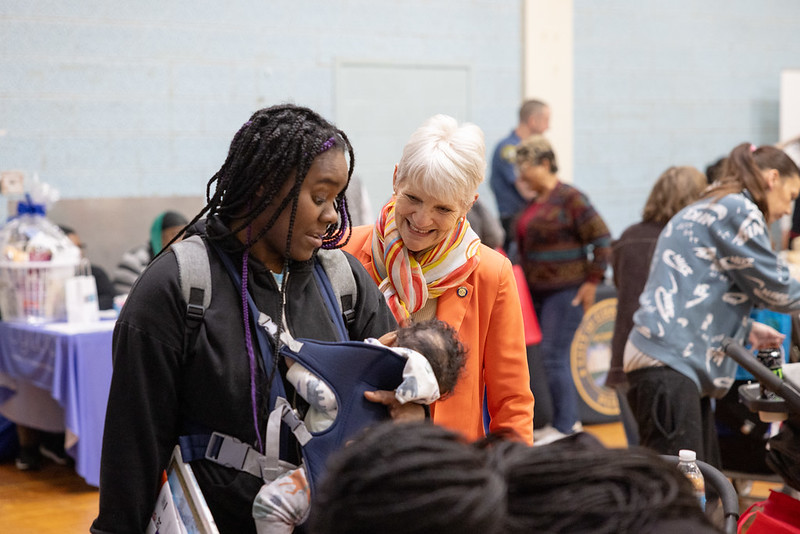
[613,387,640,447]
[626,367,721,469]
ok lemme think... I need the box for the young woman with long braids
[91,104,403,534]
[625,142,800,467]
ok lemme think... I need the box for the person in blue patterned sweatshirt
[624,142,800,468]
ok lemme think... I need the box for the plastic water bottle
[677,449,706,511]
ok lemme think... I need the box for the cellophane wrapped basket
[0,209,80,323]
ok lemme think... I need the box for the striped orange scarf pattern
[369,199,481,322]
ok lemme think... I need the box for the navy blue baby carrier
[172,235,406,493]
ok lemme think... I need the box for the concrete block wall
[573,0,800,237]
[5,0,800,239]
[0,0,523,221]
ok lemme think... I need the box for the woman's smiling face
[393,178,469,254]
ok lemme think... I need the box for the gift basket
[0,183,80,323]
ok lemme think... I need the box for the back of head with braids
[490,433,716,534]
[182,104,355,253]
[309,421,505,534]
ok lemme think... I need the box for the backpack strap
[172,235,212,354]
[172,235,212,327]
[312,263,349,342]
[316,249,357,328]
[171,242,356,344]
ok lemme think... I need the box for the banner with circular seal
[570,298,619,417]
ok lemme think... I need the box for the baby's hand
[377,331,398,347]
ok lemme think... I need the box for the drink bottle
[756,347,784,399]
[756,347,787,422]
[677,449,705,511]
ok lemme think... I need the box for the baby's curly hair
[395,318,467,398]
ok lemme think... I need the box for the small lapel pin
[457,286,468,298]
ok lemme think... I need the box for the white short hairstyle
[396,114,485,209]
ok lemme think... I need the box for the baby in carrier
[253,318,467,533]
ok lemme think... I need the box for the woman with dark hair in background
[606,166,707,445]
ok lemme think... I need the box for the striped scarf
[369,199,481,322]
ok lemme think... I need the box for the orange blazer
[344,225,534,445]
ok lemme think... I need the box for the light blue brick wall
[0,1,522,219]
[574,0,800,238]
[9,1,798,234]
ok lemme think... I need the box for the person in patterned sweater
[514,134,611,435]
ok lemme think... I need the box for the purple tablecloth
[0,320,114,487]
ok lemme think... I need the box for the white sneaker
[533,425,568,446]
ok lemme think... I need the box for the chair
[661,455,739,534]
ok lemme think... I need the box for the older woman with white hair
[344,114,534,444]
